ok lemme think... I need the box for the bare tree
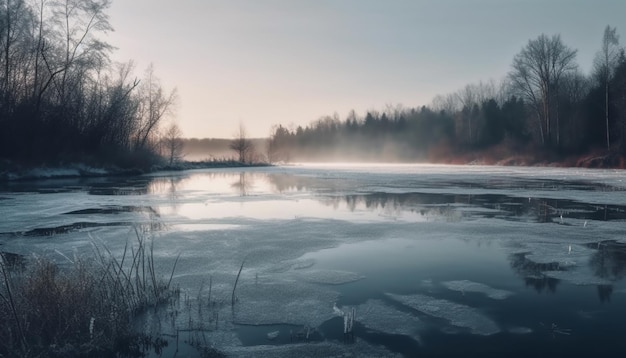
[133,64,177,150]
[431,93,460,114]
[594,25,620,150]
[509,34,577,146]
[456,84,478,144]
[0,0,34,110]
[163,123,183,165]
[230,122,254,163]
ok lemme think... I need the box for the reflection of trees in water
[508,253,561,293]
[265,173,316,193]
[587,240,626,281]
[88,179,151,196]
[509,246,625,303]
[597,285,613,303]
[292,188,626,224]
[318,192,463,220]
[231,172,254,196]
[148,177,185,213]
[147,177,184,197]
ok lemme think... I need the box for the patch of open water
[2,164,626,357]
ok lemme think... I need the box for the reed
[0,229,179,357]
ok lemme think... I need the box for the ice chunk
[442,280,513,300]
[299,269,364,285]
[544,268,612,286]
[266,258,317,273]
[386,293,500,335]
[291,259,316,270]
[508,326,533,334]
[354,299,423,341]
[226,338,401,358]
[518,243,596,269]
[233,281,339,327]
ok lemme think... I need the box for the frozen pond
[2,164,626,357]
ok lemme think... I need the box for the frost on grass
[226,338,401,358]
[442,280,513,300]
[386,293,500,336]
[298,269,364,285]
[353,299,423,341]
[233,281,339,327]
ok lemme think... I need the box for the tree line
[267,27,626,165]
[0,0,178,168]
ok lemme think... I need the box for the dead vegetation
[0,231,179,357]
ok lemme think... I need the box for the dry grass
[0,230,179,357]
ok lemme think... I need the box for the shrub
[0,231,178,357]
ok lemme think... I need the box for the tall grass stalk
[0,229,180,357]
[231,258,246,307]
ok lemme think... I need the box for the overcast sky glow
[108,0,626,138]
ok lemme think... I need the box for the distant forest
[267,29,626,167]
[2,1,626,169]
[0,0,177,169]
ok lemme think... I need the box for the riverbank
[429,144,626,169]
[2,148,624,182]
[0,160,272,182]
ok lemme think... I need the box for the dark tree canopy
[0,0,177,168]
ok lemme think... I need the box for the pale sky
[107,0,626,138]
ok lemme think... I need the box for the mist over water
[2,164,626,356]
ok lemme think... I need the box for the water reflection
[141,171,626,226]
[598,285,613,303]
[507,241,626,303]
[508,253,561,293]
[313,191,626,224]
[231,172,253,196]
[588,240,626,281]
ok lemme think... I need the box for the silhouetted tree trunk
[163,123,183,165]
[134,64,177,150]
[594,25,620,150]
[230,123,254,163]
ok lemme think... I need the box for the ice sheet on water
[442,280,513,300]
[171,223,240,232]
[263,258,316,273]
[352,299,423,341]
[298,269,364,285]
[508,326,533,334]
[544,268,613,286]
[514,242,595,269]
[386,293,500,336]
[226,338,401,358]
[233,280,339,327]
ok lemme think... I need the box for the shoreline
[0,160,272,182]
[2,150,625,182]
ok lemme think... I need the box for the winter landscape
[2,164,626,356]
